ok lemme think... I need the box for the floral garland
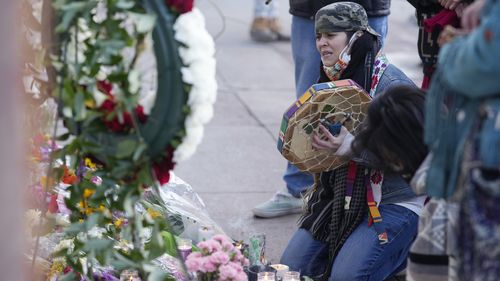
[173,8,217,162]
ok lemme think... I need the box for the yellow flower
[97,204,106,212]
[114,217,125,228]
[83,188,95,199]
[47,259,65,281]
[84,207,94,215]
[84,158,97,170]
[40,176,55,189]
[84,99,95,108]
[147,208,162,219]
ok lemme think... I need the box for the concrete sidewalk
[175,0,422,263]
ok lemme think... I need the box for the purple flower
[91,176,103,186]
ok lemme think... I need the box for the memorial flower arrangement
[186,235,249,281]
[23,0,216,279]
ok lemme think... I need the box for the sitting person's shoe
[250,17,277,42]
[269,18,290,41]
[252,191,302,218]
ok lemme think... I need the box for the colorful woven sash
[366,169,388,244]
[344,161,358,210]
[344,162,388,244]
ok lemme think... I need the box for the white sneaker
[252,191,303,218]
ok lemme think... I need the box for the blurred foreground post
[0,1,26,281]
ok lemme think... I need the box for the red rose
[166,0,194,14]
[152,146,176,185]
[98,81,149,132]
[48,194,59,214]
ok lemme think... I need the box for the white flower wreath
[173,8,217,162]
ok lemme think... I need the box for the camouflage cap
[315,2,380,36]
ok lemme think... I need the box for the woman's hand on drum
[312,124,348,152]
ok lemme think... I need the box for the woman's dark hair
[351,85,428,177]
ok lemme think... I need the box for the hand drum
[277,80,371,173]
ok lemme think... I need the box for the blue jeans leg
[285,16,318,196]
[291,16,321,98]
[280,228,329,277]
[284,163,314,197]
[329,205,418,281]
[368,16,388,48]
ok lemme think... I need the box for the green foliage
[47,0,190,279]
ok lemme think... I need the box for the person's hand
[454,3,467,17]
[461,0,486,32]
[438,0,461,10]
[312,124,348,152]
[438,25,467,46]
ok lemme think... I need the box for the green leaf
[74,91,86,121]
[57,133,71,141]
[160,231,178,257]
[129,12,156,33]
[65,221,86,235]
[116,139,138,159]
[147,269,172,281]
[58,271,78,281]
[116,0,135,9]
[55,2,91,33]
[83,238,114,252]
[146,224,165,260]
[111,252,139,270]
[137,166,154,187]
[133,142,148,162]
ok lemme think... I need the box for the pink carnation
[218,264,238,280]
[209,251,230,265]
[198,239,222,253]
[187,252,202,259]
[212,234,231,244]
[187,235,248,280]
[201,257,217,273]
[222,241,235,251]
[185,255,203,272]
[234,272,248,281]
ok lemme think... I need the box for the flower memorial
[22,0,217,280]
[186,235,249,281]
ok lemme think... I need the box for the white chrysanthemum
[25,209,42,232]
[54,239,75,254]
[88,226,106,238]
[173,8,217,162]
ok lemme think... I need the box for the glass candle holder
[177,238,192,261]
[257,271,276,281]
[119,270,140,281]
[270,264,289,280]
[282,271,300,281]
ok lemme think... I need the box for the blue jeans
[285,15,389,197]
[281,205,418,281]
[368,16,388,47]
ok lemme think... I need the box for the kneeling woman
[282,85,427,280]
[280,3,428,281]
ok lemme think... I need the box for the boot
[250,17,277,42]
[269,18,290,41]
